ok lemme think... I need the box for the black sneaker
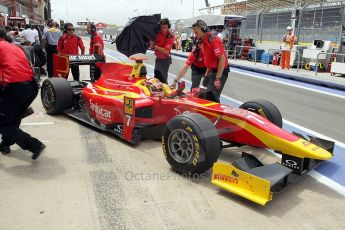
[28,139,46,160]
[32,143,46,160]
[0,143,11,155]
[22,107,34,119]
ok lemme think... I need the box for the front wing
[212,134,335,206]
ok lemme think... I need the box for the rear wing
[53,54,105,81]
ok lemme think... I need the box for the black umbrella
[115,14,161,57]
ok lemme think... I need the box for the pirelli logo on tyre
[162,136,167,158]
[124,97,134,115]
[257,108,267,119]
[185,126,200,166]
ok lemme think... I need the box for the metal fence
[240,1,345,44]
[240,14,257,40]
[260,11,292,42]
[298,5,344,43]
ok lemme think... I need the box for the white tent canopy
[183,14,244,28]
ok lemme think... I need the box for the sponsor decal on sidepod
[90,101,112,119]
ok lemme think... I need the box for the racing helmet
[145,78,162,91]
[144,78,164,97]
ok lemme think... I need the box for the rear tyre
[41,78,73,115]
[240,99,283,128]
[162,113,221,174]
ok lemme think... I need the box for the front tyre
[240,99,283,128]
[162,113,221,174]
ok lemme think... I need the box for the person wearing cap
[57,22,85,81]
[87,23,104,55]
[281,26,295,70]
[170,41,206,90]
[43,19,54,36]
[87,23,105,81]
[150,18,174,84]
[192,20,229,103]
[0,28,45,159]
[44,21,62,77]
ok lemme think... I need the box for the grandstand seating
[239,2,344,43]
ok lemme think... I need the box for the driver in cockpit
[136,62,185,97]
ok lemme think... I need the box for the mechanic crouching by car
[150,18,174,84]
[170,40,207,90]
[192,20,229,103]
[0,28,45,159]
[57,23,85,81]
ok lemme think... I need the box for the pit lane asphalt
[104,42,345,143]
[1,39,345,230]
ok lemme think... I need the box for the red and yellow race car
[41,54,334,205]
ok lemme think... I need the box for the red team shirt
[201,32,228,69]
[57,34,85,55]
[186,48,205,68]
[154,31,174,59]
[90,33,104,55]
[0,41,33,84]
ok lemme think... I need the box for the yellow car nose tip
[315,149,333,160]
[300,141,334,160]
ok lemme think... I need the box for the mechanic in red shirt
[87,23,105,81]
[57,23,85,81]
[192,20,229,103]
[0,28,45,159]
[150,18,174,84]
[87,24,104,55]
[170,40,207,90]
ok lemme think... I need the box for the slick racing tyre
[41,78,73,115]
[240,99,283,128]
[162,113,221,174]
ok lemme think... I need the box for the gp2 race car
[41,53,334,205]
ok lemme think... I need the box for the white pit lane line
[231,69,345,100]
[104,48,345,196]
[21,122,55,126]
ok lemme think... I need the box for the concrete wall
[254,41,311,52]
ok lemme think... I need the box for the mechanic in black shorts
[150,18,174,84]
[192,20,229,103]
[0,28,45,159]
